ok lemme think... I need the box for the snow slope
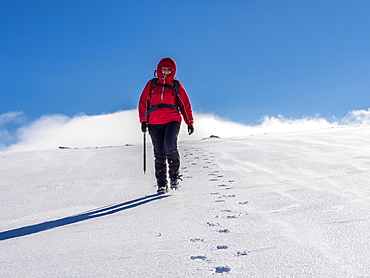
[1,126,370,277]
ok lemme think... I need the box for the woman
[138,57,194,194]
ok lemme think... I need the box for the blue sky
[1,0,370,132]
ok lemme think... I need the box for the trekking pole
[143,131,147,174]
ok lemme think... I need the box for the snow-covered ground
[1,126,370,277]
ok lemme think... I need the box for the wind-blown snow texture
[1,126,370,277]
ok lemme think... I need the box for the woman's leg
[148,124,167,187]
[164,121,181,182]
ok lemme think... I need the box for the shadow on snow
[0,194,168,241]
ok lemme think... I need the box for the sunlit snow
[1,124,369,277]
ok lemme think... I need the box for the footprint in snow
[223,194,236,198]
[190,256,207,261]
[220,210,238,219]
[215,266,231,273]
[216,245,229,250]
[189,238,204,243]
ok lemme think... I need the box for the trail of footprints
[182,148,250,275]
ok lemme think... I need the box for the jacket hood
[156,57,177,79]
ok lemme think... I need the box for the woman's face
[161,67,172,76]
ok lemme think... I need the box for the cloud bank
[1,109,370,152]
[0,111,25,149]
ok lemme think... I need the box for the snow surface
[1,126,370,277]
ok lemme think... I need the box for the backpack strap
[145,103,180,115]
[146,78,180,116]
[150,78,179,94]
[173,78,179,95]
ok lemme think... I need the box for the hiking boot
[170,175,182,190]
[157,185,169,195]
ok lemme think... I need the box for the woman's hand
[188,125,194,135]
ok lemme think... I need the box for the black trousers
[148,121,181,186]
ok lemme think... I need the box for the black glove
[141,122,147,132]
[188,125,194,135]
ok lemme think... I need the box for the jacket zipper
[161,77,165,102]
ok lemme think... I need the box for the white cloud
[0,111,24,126]
[0,111,25,149]
[257,114,335,133]
[0,130,11,150]
[1,109,369,152]
[341,108,370,125]
[179,113,336,141]
[4,111,141,152]
[179,113,254,140]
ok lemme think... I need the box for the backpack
[145,78,180,116]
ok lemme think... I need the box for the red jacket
[138,58,194,126]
